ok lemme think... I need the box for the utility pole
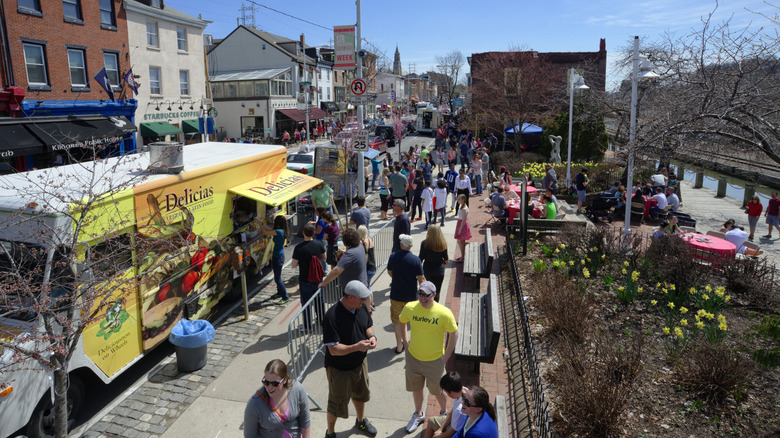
[303,39,310,148]
[356,0,364,198]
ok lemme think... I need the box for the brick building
[0,0,137,171]
[468,39,607,134]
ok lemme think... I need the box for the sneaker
[276,296,290,304]
[355,418,377,437]
[405,412,425,433]
[763,234,772,238]
[450,209,455,212]
[325,432,337,438]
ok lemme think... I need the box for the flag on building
[93,67,115,101]
[124,68,139,95]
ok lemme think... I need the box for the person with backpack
[292,223,326,329]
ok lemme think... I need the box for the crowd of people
[239,131,505,438]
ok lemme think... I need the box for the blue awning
[505,123,542,135]
[363,148,381,159]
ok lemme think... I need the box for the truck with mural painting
[0,142,321,438]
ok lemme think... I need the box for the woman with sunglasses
[244,359,311,438]
[455,386,498,438]
[745,195,763,241]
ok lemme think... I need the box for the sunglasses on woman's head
[262,378,283,387]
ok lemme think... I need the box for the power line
[245,0,331,31]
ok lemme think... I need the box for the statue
[549,135,562,164]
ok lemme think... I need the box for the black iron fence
[506,235,552,438]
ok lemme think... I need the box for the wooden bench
[455,274,501,369]
[526,218,585,235]
[463,229,493,289]
[495,395,509,438]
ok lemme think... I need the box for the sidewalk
[81,189,515,438]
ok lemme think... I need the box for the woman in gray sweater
[244,359,311,438]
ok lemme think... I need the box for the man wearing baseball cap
[398,281,458,433]
[322,280,378,438]
[387,234,425,355]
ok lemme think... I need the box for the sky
[165,0,778,90]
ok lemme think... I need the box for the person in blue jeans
[259,215,291,302]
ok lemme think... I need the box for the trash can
[296,197,316,236]
[169,319,215,372]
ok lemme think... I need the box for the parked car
[286,151,315,175]
[369,136,387,153]
[374,125,397,148]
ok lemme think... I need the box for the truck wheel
[27,374,85,438]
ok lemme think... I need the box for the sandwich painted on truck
[0,142,322,438]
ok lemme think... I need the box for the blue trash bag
[169,319,215,349]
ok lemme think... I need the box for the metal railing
[506,236,551,438]
[285,217,396,407]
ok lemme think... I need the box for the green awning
[140,122,182,137]
[182,119,200,134]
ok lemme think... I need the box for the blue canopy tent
[504,123,543,135]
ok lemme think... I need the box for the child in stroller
[585,192,621,223]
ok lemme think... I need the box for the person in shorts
[764,192,780,239]
[322,281,378,438]
[399,281,458,433]
[575,168,588,213]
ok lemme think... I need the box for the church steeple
[393,45,402,75]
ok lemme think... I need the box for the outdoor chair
[706,230,727,240]
[489,203,507,230]
[737,241,761,259]
[630,202,645,224]
[679,226,696,233]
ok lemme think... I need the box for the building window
[271,71,292,96]
[99,0,115,27]
[149,66,161,95]
[18,0,41,14]
[176,27,187,51]
[211,82,223,98]
[380,84,384,92]
[23,43,48,86]
[67,49,87,87]
[503,68,521,96]
[62,0,82,21]
[327,70,330,81]
[254,80,268,96]
[318,69,321,80]
[326,87,330,100]
[103,52,119,87]
[150,0,160,7]
[180,70,190,95]
[146,21,159,48]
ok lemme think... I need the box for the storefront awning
[277,109,306,123]
[25,116,136,152]
[182,119,200,134]
[140,121,183,137]
[0,123,47,157]
[228,169,323,207]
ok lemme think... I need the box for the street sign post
[354,129,371,151]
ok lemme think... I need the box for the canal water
[669,161,774,207]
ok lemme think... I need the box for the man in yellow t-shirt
[399,281,458,433]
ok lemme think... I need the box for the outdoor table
[509,184,537,197]
[644,197,656,217]
[682,233,737,262]
[506,201,521,224]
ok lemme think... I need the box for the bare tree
[435,50,465,110]
[606,9,780,167]
[469,50,568,153]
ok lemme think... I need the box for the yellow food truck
[0,142,321,437]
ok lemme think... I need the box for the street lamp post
[565,67,589,190]
[623,36,660,239]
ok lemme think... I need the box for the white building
[124,0,209,146]
[207,27,329,140]
[375,72,405,109]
